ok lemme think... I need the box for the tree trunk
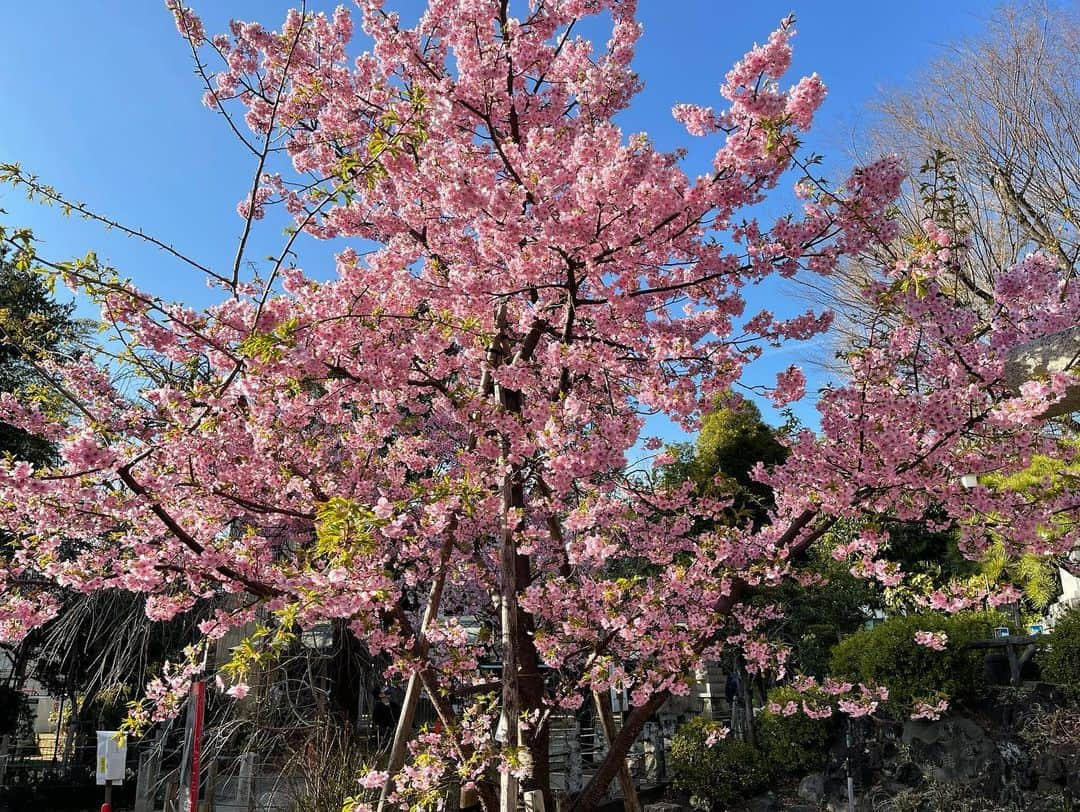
[0,734,11,786]
[496,472,552,809]
[521,661,552,810]
[61,693,78,769]
[378,673,422,810]
[492,305,552,811]
[513,533,552,809]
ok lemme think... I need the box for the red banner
[184,681,206,812]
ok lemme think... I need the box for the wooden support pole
[377,533,456,812]
[1006,641,1020,686]
[591,691,642,812]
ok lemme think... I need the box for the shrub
[757,686,836,776]
[873,779,1018,812]
[289,721,375,812]
[1042,606,1080,695]
[670,716,771,810]
[829,611,1003,716]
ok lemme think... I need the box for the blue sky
[0,0,1005,439]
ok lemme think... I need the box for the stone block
[797,772,826,803]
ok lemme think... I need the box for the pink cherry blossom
[704,726,729,747]
[914,631,948,651]
[0,3,1075,807]
[911,698,950,721]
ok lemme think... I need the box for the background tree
[662,396,788,529]
[0,232,81,682]
[0,231,81,767]
[796,0,1080,628]
[0,232,80,464]
[838,1,1079,312]
[810,3,1080,403]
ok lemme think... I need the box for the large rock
[1036,778,1064,797]
[902,717,997,783]
[893,761,923,787]
[826,800,871,812]
[1036,752,1064,782]
[797,773,826,804]
[862,742,884,772]
[1067,768,1080,797]
[741,796,779,812]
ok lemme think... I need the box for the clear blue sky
[0,1,1006,435]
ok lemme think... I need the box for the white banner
[96,730,126,785]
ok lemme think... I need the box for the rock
[1028,681,1068,706]
[874,779,908,800]
[643,805,683,812]
[893,761,923,787]
[1067,768,1080,797]
[881,739,898,761]
[901,716,984,747]
[901,719,943,746]
[862,743,884,771]
[1036,752,1064,782]
[1037,777,1064,796]
[825,799,873,812]
[797,773,826,803]
[952,717,987,741]
[902,717,996,783]
[741,796,779,812]
[1018,765,1039,790]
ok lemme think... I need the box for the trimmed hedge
[829,611,1003,716]
[757,685,836,777]
[670,716,771,810]
[1043,606,1080,695]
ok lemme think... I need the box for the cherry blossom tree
[0,3,1077,810]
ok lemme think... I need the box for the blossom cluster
[780,675,891,720]
[910,697,950,721]
[913,631,948,651]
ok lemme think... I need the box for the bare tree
[799,1,1080,576]
[889,1,1078,275]
[806,1,1080,338]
